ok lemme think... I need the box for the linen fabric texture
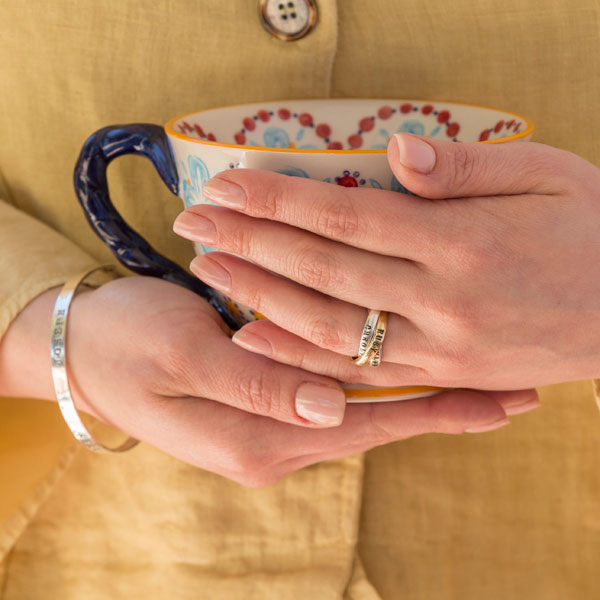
[1,0,600,598]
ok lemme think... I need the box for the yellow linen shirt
[1,1,600,598]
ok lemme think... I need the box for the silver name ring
[352,309,388,367]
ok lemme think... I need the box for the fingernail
[393,133,437,174]
[295,383,346,427]
[232,328,273,357]
[203,177,247,209]
[505,397,541,416]
[190,257,231,292]
[465,416,510,434]
[173,212,217,243]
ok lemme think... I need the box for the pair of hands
[70,132,600,487]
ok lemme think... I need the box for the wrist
[0,285,95,400]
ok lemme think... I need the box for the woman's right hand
[0,275,540,487]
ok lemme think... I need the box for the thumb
[386,132,559,200]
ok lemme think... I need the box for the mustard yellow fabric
[1,0,600,597]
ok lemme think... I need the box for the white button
[259,0,318,41]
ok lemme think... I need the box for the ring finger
[190,251,435,374]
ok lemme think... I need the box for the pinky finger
[231,319,432,390]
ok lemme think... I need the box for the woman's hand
[0,275,539,486]
[173,133,600,391]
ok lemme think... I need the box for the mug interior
[167,98,534,151]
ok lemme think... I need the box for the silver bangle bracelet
[50,265,138,453]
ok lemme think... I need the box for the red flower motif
[298,113,313,126]
[359,117,375,132]
[437,110,450,124]
[316,123,331,138]
[337,175,358,187]
[348,134,363,148]
[335,170,366,187]
[378,106,393,119]
[257,110,270,122]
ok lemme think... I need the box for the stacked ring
[352,309,389,367]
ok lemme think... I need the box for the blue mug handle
[73,123,241,331]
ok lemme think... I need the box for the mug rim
[164,97,535,153]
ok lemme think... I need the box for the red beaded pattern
[177,121,217,141]
[176,103,523,148]
[478,119,523,142]
[346,103,462,149]
[233,108,342,149]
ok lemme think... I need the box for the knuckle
[365,403,397,445]
[248,179,280,217]
[234,369,281,417]
[422,288,481,338]
[448,144,479,194]
[159,339,198,392]
[291,247,344,290]
[222,226,253,257]
[423,395,465,435]
[242,285,265,317]
[444,231,498,277]
[314,199,361,242]
[523,144,568,191]
[304,315,346,351]
[434,340,484,380]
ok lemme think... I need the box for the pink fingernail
[505,397,541,416]
[393,133,437,174]
[203,177,247,209]
[465,416,510,434]
[232,329,273,356]
[173,212,217,243]
[295,383,346,426]
[190,257,231,292]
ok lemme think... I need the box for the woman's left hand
[173,133,600,391]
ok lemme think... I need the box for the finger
[231,319,431,389]
[232,320,541,418]
[386,132,566,199]
[164,325,350,428]
[189,251,433,368]
[176,204,426,314]
[259,388,513,471]
[198,167,445,262]
[138,389,511,488]
[482,388,541,416]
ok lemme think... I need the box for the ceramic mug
[74,98,534,403]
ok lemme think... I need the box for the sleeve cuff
[0,199,122,341]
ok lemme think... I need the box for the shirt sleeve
[0,198,120,341]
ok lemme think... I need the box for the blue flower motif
[180,155,211,209]
[397,120,425,136]
[264,127,291,148]
[276,166,310,178]
[179,155,215,254]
